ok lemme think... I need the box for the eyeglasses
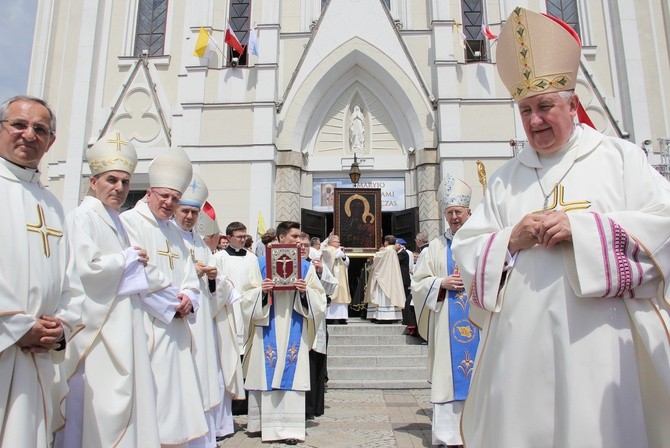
[229,234,247,240]
[150,188,181,205]
[0,120,53,138]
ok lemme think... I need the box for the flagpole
[205,29,225,54]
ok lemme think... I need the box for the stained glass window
[134,0,168,56]
[546,0,581,37]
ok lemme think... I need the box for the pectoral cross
[533,184,591,214]
[26,204,63,258]
[158,240,180,270]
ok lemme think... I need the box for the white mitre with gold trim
[86,130,138,175]
[438,173,472,210]
[496,7,581,100]
[148,148,193,194]
[180,173,208,209]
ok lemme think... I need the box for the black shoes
[285,438,299,445]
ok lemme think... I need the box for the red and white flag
[225,22,245,54]
[481,24,498,42]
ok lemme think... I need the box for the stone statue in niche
[349,105,365,151]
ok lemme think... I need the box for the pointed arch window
[461,0,486,62]
[229,0,251,66]
[134,0,168,56]
[545,0,581,37]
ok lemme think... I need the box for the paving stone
[218,389,436,448]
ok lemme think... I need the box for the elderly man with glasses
[0,95,84,448]
[120,148,209,447]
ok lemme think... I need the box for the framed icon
[333,188,382,254]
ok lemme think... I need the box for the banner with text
[312,177,405,212]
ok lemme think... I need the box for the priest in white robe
[453,8,670,448]
[120,148,208,447]
[411,175,478,447]
[365,235,405,321]
[197,212,244,441]
[0,96,84,448]
[301,233,337,420]
[242,221,327,444]
[321,234,351,324]
[175,173,235,447]
[57,131,161,448]
[214,221,258,355]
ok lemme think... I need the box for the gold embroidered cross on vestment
[26,204,63,258]
[158,240,180,270]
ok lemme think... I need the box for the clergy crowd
[4,6,670,448]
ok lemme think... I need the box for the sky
[0,0,38,102]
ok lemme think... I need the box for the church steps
[326,320,429,389]
[328,334,421,346]
[329,366,425,381]
[326,379,429,390]
[328,344,428,356]
[329,354,426,367]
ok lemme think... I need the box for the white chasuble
[314,264,338,354]
[59,196,160,447]
[241,258,327,442]
[411,234,479,446]
[121,200,207,446]
[365,246,405,320]
[0,159,84,448]
[453,125,670,448]
[321,247,351,305]
[412,235,475,404]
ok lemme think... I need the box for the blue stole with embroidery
[258,257,310,390]
[446,238,480,401]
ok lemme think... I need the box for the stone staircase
[327,319,429,389]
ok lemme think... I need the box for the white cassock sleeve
[117,247,149,296]
[141,286,180,324]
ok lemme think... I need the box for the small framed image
[266,243,302,290]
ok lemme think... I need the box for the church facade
[27,0,670,246]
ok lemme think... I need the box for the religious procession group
[5,6,670,448]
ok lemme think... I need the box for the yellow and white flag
[257,211,268,236]
[193,27,210,57]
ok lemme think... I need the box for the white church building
[27,0,670,248]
